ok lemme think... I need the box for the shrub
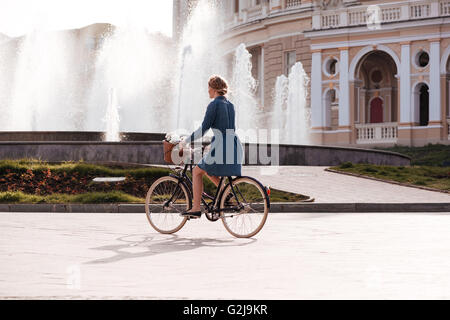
[340,162,353,169]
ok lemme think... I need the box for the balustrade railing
[224,1,450,31]
[441,0,450,15]
[286,0,302,8]
[321,13,340,28]
[355,123,398,144]
[313,0,449,30]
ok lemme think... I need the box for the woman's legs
[206,173,220,187]
[188,167,221,213]
[189,166,206,212]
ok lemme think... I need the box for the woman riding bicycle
[179,75,244,219]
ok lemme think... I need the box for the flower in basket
[165,132,181,145]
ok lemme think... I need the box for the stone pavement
[2,211,450,299]
[243,166,450,203]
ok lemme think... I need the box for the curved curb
[325,168,450,194]
[0,202,449,213]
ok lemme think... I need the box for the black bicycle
[145,159,270,238]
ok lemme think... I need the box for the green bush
[340,162,353,168]
[0,191,143,204]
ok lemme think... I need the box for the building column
[311,50,323,129]
[429,39,442,123]
[338,47,350,128]
[398,42,412,145]
[400,42,411,124]
[261,45,265,107]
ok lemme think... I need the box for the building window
[371,70,383,84]
[234,0,239,13]
[325,89,338,129]
[285,51,296,75]
[324,57,338,77]
[419,84,429,126]
[415,50,430,68]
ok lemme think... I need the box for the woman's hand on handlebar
[179,136,189,148]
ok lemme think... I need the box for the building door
[370,97,383,123]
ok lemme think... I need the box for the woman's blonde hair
[208,75,228,96]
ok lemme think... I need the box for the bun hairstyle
[208,75,228,96]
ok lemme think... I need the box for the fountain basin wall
[0,141,411,166]
[0,131,166,142]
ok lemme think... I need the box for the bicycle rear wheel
[219,177,269,238]
[145,176,191,234]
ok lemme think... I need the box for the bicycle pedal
[186,215,201,220]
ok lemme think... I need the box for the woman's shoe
[180,211,201,219]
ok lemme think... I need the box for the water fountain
[1,30,82,131]
[271,74,289,143]
[272,62,311,144]
[172,0,227,135]
[0,0,410,166]
[230,43,259,138]
[103,88,121,142]
[86,25,174,134]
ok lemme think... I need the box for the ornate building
[175,0,450,147]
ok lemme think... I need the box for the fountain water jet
[3,30,81,131]
[87,25,174,133]
[103,88,121,142]
[272,62,311,144]
[172,0,227,135]
[230,43,259,141]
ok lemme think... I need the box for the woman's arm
[183,101,217,144]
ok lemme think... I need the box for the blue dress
[185,96,243,177]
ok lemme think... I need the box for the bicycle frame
[169,163,243,215]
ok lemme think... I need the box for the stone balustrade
[314,0,449,30]
[223,0,450,31]
[355,122,398,144]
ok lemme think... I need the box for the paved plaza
[2,211,450,299]
[243,166,450,203]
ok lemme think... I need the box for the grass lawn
[330,162,450,192]
[0,191,144,204]
[374,143,450,167]
[0,159,310,203]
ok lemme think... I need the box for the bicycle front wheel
[145,176,191,234]
[219,177,269,238]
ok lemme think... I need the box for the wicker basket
[163,140,184,165]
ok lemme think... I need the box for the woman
[179,75,243,218]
